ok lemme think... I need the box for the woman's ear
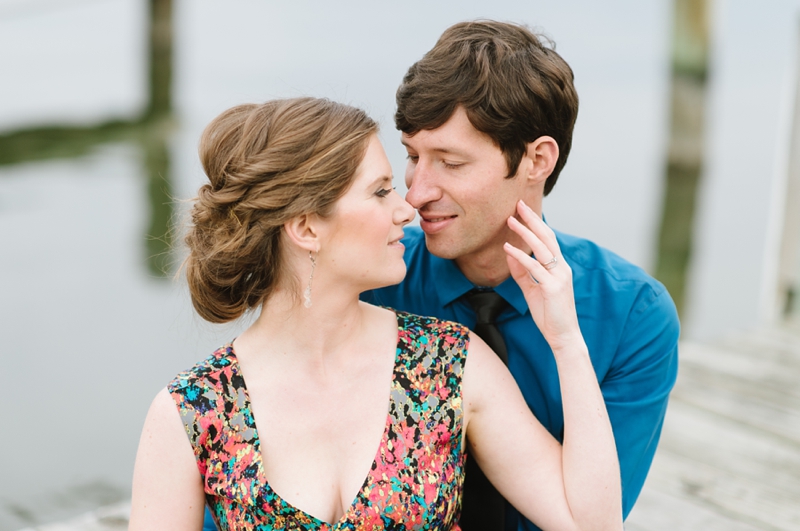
[522,136,559,186]
[283,214,320,253]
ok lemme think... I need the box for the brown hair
[395,20,579,196]
[184,97,377,323]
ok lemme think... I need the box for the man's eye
[406,155,419,163]
[443,162,462,170]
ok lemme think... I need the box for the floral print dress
[168,311,469,530]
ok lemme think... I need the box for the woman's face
[317,134,415,292]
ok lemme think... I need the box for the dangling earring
[303,251,317,308]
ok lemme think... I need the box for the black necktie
[465,290,509,363]
[460,289,510,530]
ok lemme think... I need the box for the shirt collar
[431,253,475,306]
[430,252,530,316]
[493,275,530,315]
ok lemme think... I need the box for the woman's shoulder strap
[394,311,470,381]
[167,344,235,450]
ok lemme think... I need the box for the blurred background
[2,0,800,529]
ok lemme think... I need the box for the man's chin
[422,232,463,260]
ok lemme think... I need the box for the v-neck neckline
[223,311,405,528]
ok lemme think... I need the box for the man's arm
[602,285,680,517]
[202,507,217,531]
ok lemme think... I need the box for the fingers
[505,251,539,286]
[503,200,568,286]
[513,200,559,258]
[507,216,555,269]
[504,241,549,286]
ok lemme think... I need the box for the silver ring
[542,256,558,270]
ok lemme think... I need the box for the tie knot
[465,290,508,325]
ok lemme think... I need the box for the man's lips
[419,212,457,222]
[419,214,457,234]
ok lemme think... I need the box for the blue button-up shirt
[363,226,680,530]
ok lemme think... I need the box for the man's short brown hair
[395,20,579,196]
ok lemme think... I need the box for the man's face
[402,107,531,270]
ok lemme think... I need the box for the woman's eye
[376,187,395,198]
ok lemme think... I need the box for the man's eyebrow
[400,139,464,155]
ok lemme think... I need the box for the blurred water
[0,0,799,529]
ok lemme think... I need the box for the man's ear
[522,136,559,186]
[283,214,321,253]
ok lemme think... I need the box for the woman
[129,97,622,531]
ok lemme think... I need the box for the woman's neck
[234,283,368,374]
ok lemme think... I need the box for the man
[364,20,680,531]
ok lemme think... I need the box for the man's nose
[405,161,439,209]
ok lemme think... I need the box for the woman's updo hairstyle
[184,97,378,323]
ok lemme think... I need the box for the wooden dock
[18,324,800,531]
[626,322,800,530]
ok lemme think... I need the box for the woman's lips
[388,234,405,248]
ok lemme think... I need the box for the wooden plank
[626,487,766,531]
[674,362,800,443]
[627,327,800,531]
[645,399,800,530]
[16,503,129,531]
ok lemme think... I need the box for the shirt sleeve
[202,506,218,531]
[602,284,680,518]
